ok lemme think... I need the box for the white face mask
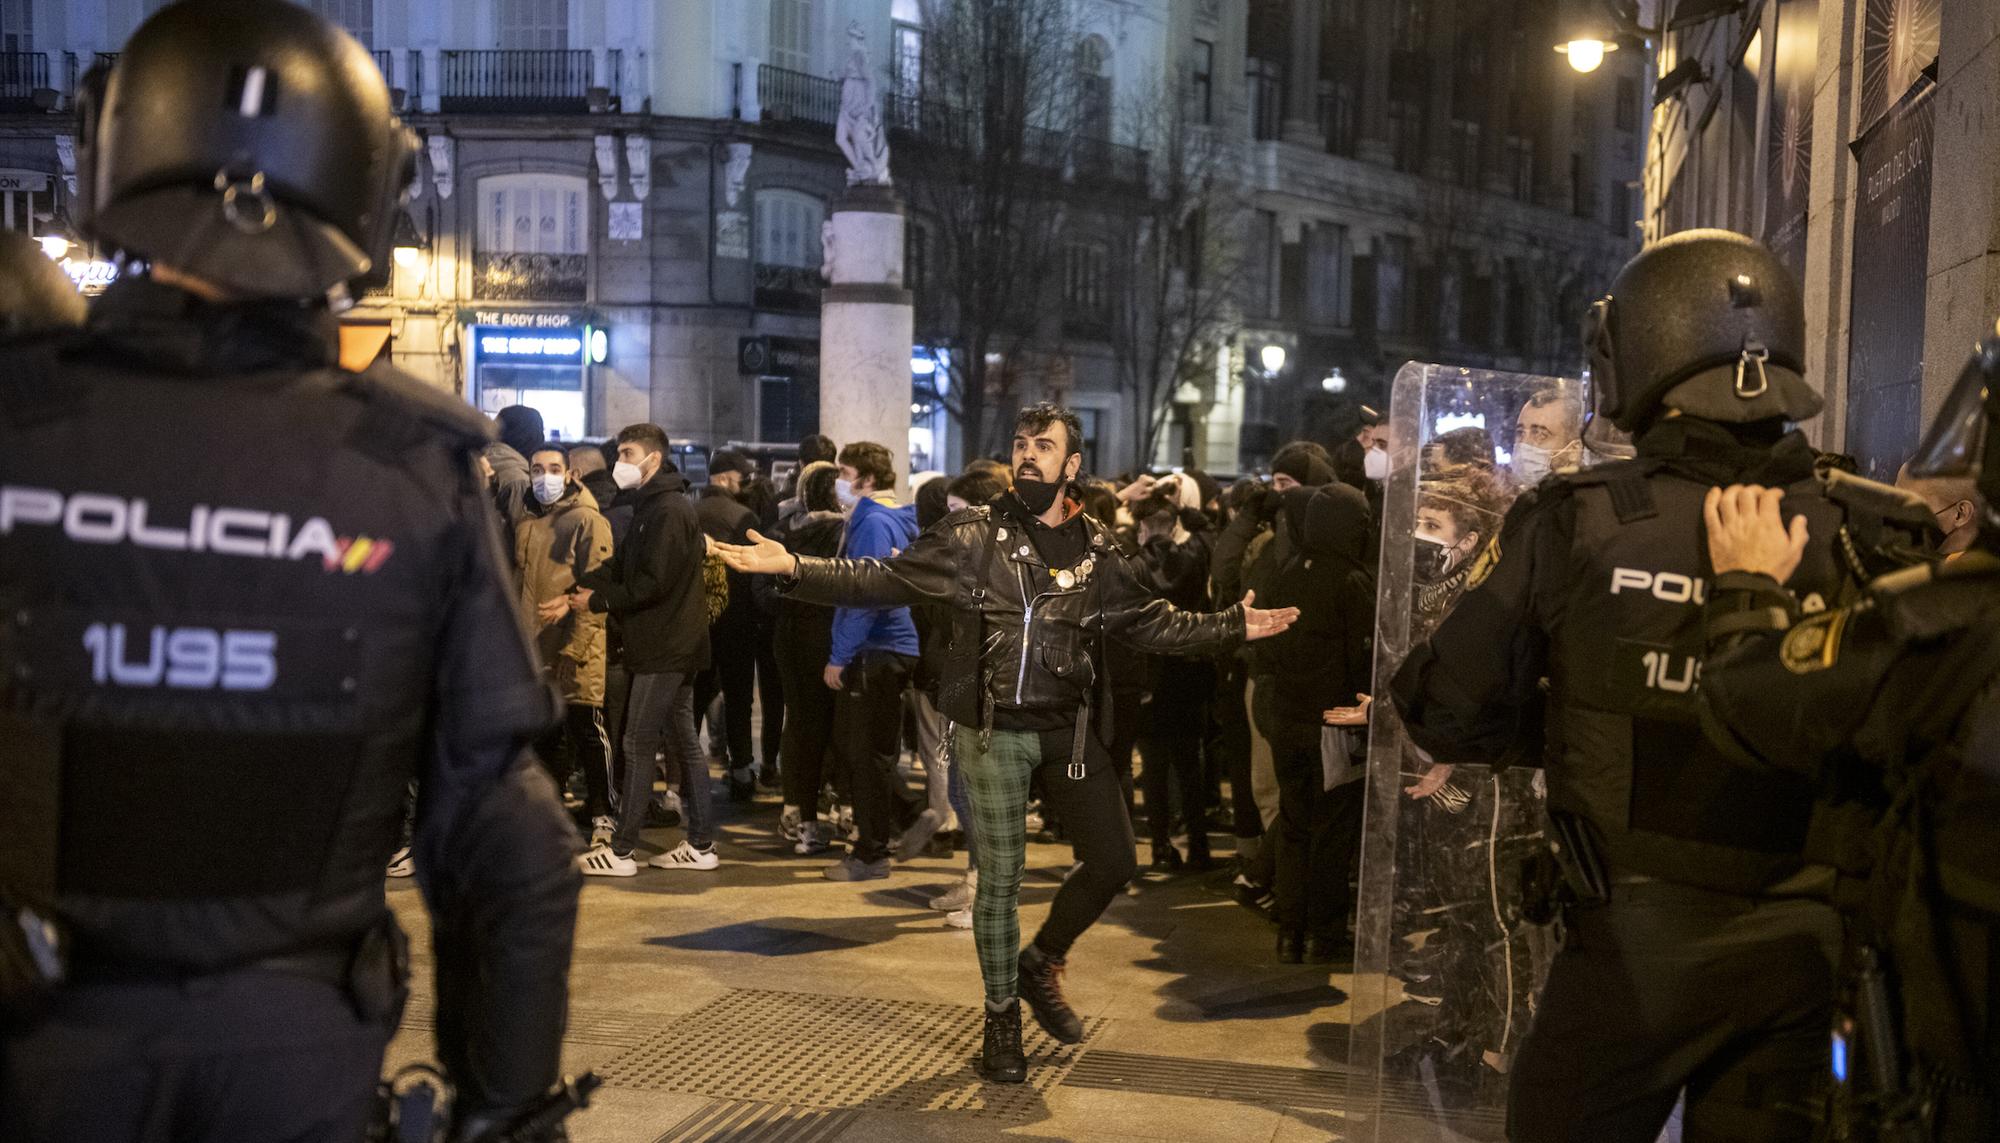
[834,477,860,510]
[612,460,645,490]
[531,473,567,505]
[1364,447,1390,482]
[1511,443,1554,488]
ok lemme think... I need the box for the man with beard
[717,403,1299,1082]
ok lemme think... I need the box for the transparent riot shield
[1344,364,1598,1143]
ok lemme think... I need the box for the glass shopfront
[463,308,604,441]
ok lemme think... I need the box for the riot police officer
[1699,332,2000,1142]
[0,3,581,1140]
[1390,230,1858,1141]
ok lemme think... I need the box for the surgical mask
[834,478,860,510]
[1512,443,1555,488]
[612,460,645,490]
[1364,447,1390,482]
[531,473,567,505]
[1413,534,1456,582]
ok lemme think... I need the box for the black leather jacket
[783,503,1244,727]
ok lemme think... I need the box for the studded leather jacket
[782,502,1244,728]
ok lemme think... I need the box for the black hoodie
[574,468,711,674]
[1266,484,1378,739]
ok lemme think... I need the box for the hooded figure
[1269,484,1376,731]
[483,405,544,530]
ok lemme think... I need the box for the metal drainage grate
[653,1101,860,1143]
[398,998,658,1050]
[600,988,1100,1120]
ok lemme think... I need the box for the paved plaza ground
[381,784,1410,1143]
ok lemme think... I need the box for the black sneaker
[1305,934,1353,965]
[1149,846,1184,874]
[979,1001,1027,1084]
[1017,945,1084,1044]
[1276,931,1304,964]
[757,763,782,791]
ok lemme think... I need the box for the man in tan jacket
[520,442,616,844]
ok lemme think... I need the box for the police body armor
[1548,455,1851,895]
[0,287,543,982]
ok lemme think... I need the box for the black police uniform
[0,278,582,1141]
[1392,416,1857,1141]
[1701,553,2000,1142]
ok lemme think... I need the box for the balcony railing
[757,64,840,125]
[754,262,823,312]
[441,49,591,113]
[0,52,49,111]
[474,252,588,301]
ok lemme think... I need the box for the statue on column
[835,20,892,187]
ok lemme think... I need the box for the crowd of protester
[459,392,1594,969]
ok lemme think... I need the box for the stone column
[820,184,915,493]
[1282,0,1326,147]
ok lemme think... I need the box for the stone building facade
[1643,0,2000,481]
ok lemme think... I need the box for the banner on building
[1845,80,1934,482]
[1858,0,1941,134]
[1764,0,1818,281]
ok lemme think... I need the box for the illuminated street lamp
[1258,344,1287,375]
[1556,36,1617,72]
[390,209,427,268]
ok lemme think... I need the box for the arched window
[499,0,568,50]
[305,0,373,45]
[755,189,824,269]
[1076,35,1112,141]
[769,0,813,72]
[479,173,588,256]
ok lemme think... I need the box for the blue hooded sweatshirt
[830,494,921,666]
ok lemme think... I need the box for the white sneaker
[929,870,977,912]
[649,840,721,871]
[794,822,830,856]
[590,815,615,847]
[835,804,858,843]
[780,805,804,842]
[578,845,638,877]
[663,788,684,817]
[944,906,973,930]
[385,846,414,878]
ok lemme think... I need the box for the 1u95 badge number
[81,623,277,691]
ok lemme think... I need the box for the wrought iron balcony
[474,252,588,302]
[757,64,840,126]
[754,262,824,312]
[0,53,50,111]
[441,50,592,114]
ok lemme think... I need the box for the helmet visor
[1907,351,1993,479]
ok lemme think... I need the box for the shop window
[476,172,588,301]
[770,0,813,73]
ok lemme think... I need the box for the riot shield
[1344,364,1595,1142]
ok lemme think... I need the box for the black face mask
[1012,462,1071,515]
[1413,534,1457,583]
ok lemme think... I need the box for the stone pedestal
[820,185,915,494]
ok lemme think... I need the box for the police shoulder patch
[1464,537,1502,590]
[1781,609,1850,674]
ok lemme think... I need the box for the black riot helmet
[0,231,87,340]
[78,0,418,300]
[1906,326,2000,542]
[1585,229,1823,433]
